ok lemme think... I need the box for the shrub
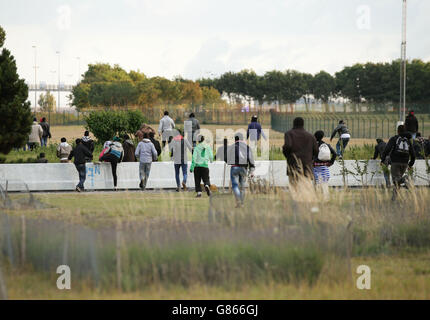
[85,109,147,143]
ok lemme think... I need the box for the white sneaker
[204,185,212,196]
[196,192,202,198]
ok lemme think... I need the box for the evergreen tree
[0,26,32,154]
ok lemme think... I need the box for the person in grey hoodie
[187,113,200,147]
[135,132,158,190]
[158,111,175,148]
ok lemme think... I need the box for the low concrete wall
[0,160,429,192]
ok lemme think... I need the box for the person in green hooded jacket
[190,135,214,197]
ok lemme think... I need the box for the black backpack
[394,136,410,155]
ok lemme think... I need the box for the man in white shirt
[158,111,175,148]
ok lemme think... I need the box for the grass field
[2,186,430,299]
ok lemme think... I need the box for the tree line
[197,59,430,112]
[71,64,222,111]
[71,60,430,113]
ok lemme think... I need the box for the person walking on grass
[313,130,336,185]
[247,115,267,142]
[330,120,351,158]
[282,117,318,186]
[169,129,192,192]
[135,132,158,190]
[81,131,95,162]
[373,138,391,188]
[57,137,72,163]
[99,136,124,190]
[158,111,175,148]
[188,113,200,148]
[190,135,214,198]
[28,117,43,151]
[226,133,255,208]
[39,117,51,147]
[381,125,415,200]
[68,138,93,192]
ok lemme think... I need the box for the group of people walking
[30,109,424,202]
[26,117,51,151]
[283,113,422,200]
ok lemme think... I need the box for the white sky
[1,0,429,85]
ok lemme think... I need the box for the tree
[202,86,221,105]
[38,91,56,112]
[312,71,335,103]
[71,83,91,111]
[0,26,32,154]
[85,110,147,142]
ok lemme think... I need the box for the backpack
[318,143,331,161]
[394,136,410,155]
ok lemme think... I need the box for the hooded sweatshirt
[169,135,192,164]
[190,142,213,172]
[81,135,95,153]
[158,115,175,134]
[135,138,158,163]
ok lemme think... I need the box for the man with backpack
[381,125,415,199]
[226,133,255,208]
[313,131,336,186]
[330,120,351,158]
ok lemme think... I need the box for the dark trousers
[391,163,408,187]
[100,153,119,187]
[74,163,87,189]
[194,167,210,192]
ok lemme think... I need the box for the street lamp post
[399,0,407,123]
[56,51,60,112]
[76,57,81,83]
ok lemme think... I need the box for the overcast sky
[1,0,429,85]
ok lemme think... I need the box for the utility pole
[56,51,61,111]
[32,45,38,115]
[399,0,407,123]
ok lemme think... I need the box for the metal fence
[34,111,86,126]
[271,111,429,139]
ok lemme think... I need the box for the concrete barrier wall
[0,160,429,192]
